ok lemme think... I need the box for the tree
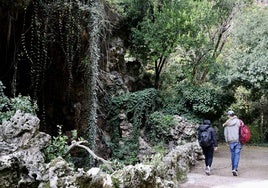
[130,0,238,89]
[224,5,268,140]
[130,0,188,89]
[227,6,268,92]
[175,0,244,85]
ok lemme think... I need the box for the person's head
[203,119,211,125]
[227,110,235,117]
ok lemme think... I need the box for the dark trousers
[202,146,214,167]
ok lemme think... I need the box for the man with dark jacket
[198,119,218,175]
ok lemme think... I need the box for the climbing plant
[19,0,88,99]
[108,88,158,164]
[16,0,92,132]
[82,0,110,168]
[17,0,112,168]
[145,111,176,146]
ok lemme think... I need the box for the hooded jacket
[224,116,241,143]
[198,122,218,147]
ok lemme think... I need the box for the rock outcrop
[0,111,202,187]
[0,110,51,187]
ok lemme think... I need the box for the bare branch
[65,140,113,172]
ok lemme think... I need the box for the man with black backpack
[198,119,218,175]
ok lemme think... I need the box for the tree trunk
[154,56,166,89]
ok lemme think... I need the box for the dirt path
[179,144,268,188]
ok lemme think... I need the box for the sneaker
[232,170,238,176]
[205,166,211,175]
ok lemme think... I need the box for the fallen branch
[65,140,113,172]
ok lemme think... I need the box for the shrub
[43,126,79,163]
[108,88,158,165]
[161,82,234,121]
[248,123,263,144]
[145,111,176,145]
[0,81,37,123]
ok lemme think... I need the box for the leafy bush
[43,125,78,163]
[161,82,234,120]
[108,88,158,164]
[43,125,69,162]
[145,111,176,145]
[0,81,37,123]
[248,123,262,144]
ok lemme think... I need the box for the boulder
[0,110,51,187]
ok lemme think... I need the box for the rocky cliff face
[0,0,152,162]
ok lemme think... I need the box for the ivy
[145,111,176,146]
[108,88,158,164]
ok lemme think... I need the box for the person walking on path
[223,110,242,176]
[198,119,218,175]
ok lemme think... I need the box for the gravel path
[179,144,268,188]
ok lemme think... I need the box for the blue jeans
[229,142,242,171]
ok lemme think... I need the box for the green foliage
[131,0,187,62]
[174,0,239,84]
[43,125,76,163]
[0,81,38,123]
[0,81,4,96]
[129,0,237,87]
[10,95,37,114]
[112,139,139,164]
[108,88,158,164]
[226,86,251,118]
[224,5,268,93]
[100,159,125,174]
[161,82,234,120]
[0,95,37,123]
[107,0,153,23]
[129,0,194,87]
[145,111,176,145]
[248,123,262,144]
[218,4,268,142]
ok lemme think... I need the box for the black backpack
[199,127,212,147]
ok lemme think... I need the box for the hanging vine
[16,0,116,168]
[81,0,112,167]
[19,0,85,96]
[18,0,90,126]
